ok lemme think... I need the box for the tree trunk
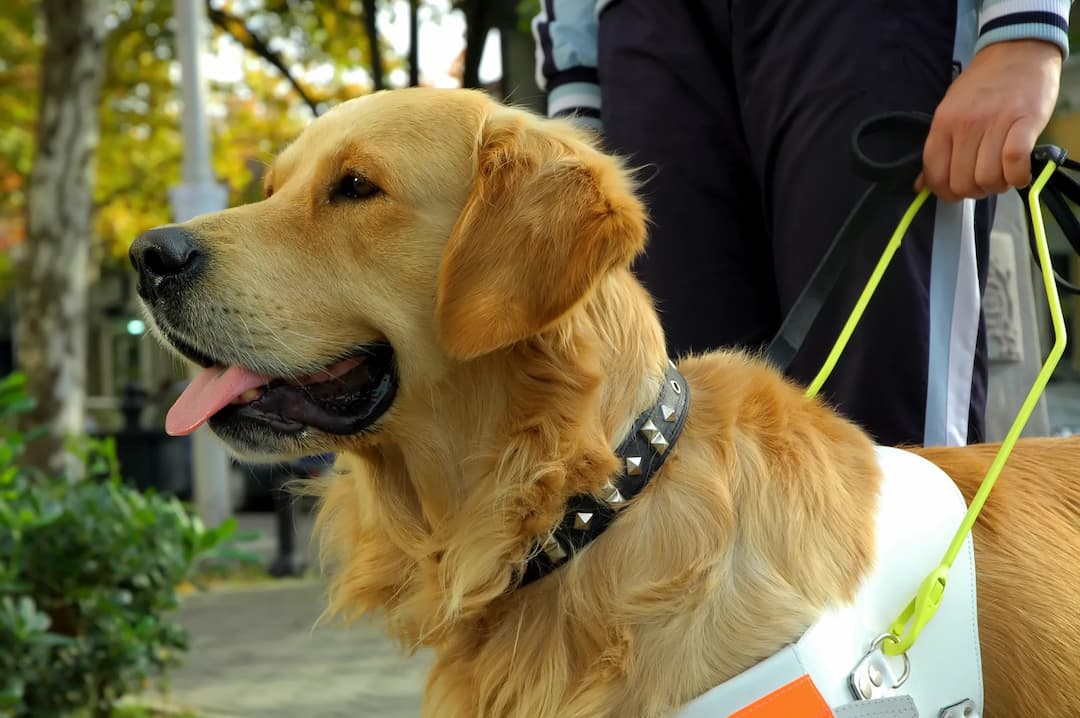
[362,0,385,90]
[15,0,108,475]
[408,0,420,87]
[461,0,491,90]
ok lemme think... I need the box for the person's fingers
[1001,116,1039,189]
[972,120,1010,195]
[922,115,957,202]
[948,112,989,199]
[914,171,925,193]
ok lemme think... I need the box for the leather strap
[1019,146,1080,295]
[833,696,919,718]
[519,361,691,587]
[765,111,931,372]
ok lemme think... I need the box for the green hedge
[0,374,233,717]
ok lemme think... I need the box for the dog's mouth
[164,342,397,439]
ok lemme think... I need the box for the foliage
[516,0,539,34]
[0,1,39,297]
[0,0,399,286]
[0,373,235,718]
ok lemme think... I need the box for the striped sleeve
[531,0,603,131]
[975,0,1073,58]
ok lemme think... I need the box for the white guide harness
[676,446,983,718]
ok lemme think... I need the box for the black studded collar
[519,360,691,587]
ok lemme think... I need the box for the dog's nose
[129,226,205,301]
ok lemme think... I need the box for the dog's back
[914,437,1080,716]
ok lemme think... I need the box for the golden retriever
[130,87,1080,717]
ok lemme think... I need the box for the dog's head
[131,89,646,459]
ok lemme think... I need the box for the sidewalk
[145,512,430,718]
[150,578,430,718]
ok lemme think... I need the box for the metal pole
[171,0,232,528]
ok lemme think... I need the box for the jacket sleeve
[531,0,603,131]
[975,0,1073,57]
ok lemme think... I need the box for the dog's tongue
[166,365,269,437]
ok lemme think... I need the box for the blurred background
[0,0,544,518]
[1,2,541,716]
[5,2,1080,717]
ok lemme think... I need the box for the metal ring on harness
[849,632,912,701]
[869,633,911,688]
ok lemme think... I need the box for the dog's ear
[435,109,647,360]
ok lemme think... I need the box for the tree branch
[205,3,321,116]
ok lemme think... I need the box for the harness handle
[879,155,1068,656]
[800,148,1069,656]
[769,112,1076,655]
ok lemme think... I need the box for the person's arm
[918,0,1073,200]
[531,0,603,131]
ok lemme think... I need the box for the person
[531,0,1071,448]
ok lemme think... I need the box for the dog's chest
[676,446,983,717]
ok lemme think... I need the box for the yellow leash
[802,159,1068,656]
[804,187,932,397]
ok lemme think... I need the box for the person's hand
[916,39,1064,202]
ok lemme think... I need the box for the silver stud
[650,432,669,454]
[670,380,682,395]
[542,535,567,562]
[602,481,625,504]
[661,404,676,422]
[574,512,594,530]
[639,419,660,441]
[625,456,642,476]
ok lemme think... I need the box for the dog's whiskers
[510,600,527,673]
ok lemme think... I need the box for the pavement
[144,380,1080,718]
[141,513,431,718]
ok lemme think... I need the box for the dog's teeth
[235,388,262,403]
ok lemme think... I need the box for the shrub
[0,373,234,717]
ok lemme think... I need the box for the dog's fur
[150,88,1080,717]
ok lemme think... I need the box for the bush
[0,373,234,717]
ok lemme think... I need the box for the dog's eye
[334,174,380,201]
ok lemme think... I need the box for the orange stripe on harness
[728,674,832,718]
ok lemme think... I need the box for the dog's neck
[397,267,667,501]
[326,269,669,638]
[570,270,672,446]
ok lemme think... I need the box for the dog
[131,87,1080,717]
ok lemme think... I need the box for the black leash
[766,110,1080,373]
[1019,145,1080,295]
[764,112,930,371]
